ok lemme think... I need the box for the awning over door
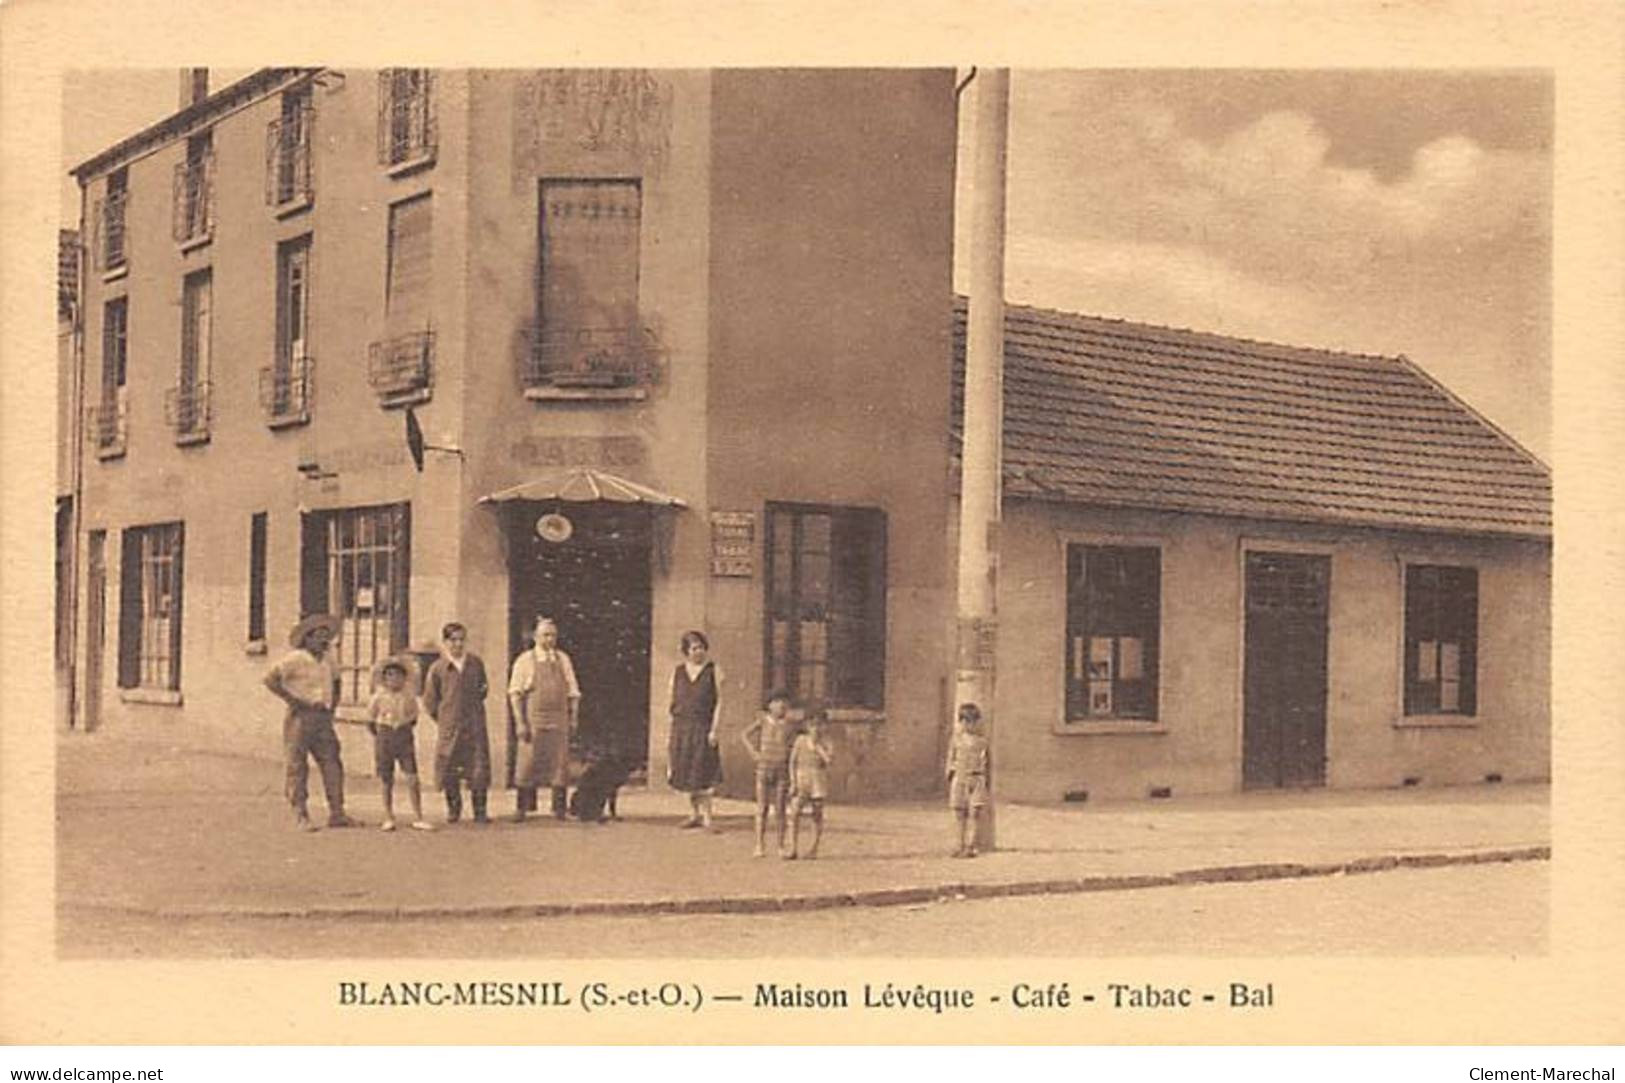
[477,468,688,508]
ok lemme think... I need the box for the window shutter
[168,526,185,690]
[117,529,143,688]
[389,503,411,652]
[386,195,433,332]
[300,511,329,617]
[376,70,392,164]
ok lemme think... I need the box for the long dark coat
[422,653,492,791]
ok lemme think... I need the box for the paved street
[60,861,1545,958]
[55,731,1549,956]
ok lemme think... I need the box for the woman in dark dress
[668,630,723,830]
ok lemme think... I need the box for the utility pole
[955,68,1008,851]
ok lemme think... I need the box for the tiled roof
[952,298,1551,538]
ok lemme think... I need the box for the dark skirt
[668,720,721,793]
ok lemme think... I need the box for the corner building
[66,69,958,798]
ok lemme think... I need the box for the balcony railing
[518,325,660,391]
[95,192,129,272]
[266,106,314,207]
[163,381,212,441]
[377,70,437,168]
[259,354,314,424]
[172,153,215,245]
[88,397,127,453]
[367,331,434,402]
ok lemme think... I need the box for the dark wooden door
[508,504,653,770]
[84,531,107,731]
[1243,551,1330,789]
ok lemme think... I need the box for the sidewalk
[56,732,1549,920]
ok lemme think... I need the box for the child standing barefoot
[946,703,989,857]
[740,690,796,857]
[369,658,434,833]
[786,709,832,860]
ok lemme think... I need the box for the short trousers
[373,724,419,784]
[755,762,789,799]
[949,772,987,811]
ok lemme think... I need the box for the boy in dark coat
[422,622,493,824]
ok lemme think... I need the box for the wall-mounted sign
[536,513,574,544]
[709,510,755,577]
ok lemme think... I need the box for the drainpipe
[954,68,1008,850]
[65,186,88,729]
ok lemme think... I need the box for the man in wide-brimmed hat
[264,613,356,831]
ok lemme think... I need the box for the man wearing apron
[506,616,581,821]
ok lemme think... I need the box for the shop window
[1404,564,1478,715]
[118,522,184,691]
[300,503,410,705]
[763,504,886,710]
[1065,544,1160,721]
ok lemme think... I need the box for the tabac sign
[709,511,755,577]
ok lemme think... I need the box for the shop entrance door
[507,504,653,772]
[1243,551,1330,789]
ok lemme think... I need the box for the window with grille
[529,179,645,388]
[763,504,886,710]
[378,69,435,167]
[97,169,129,272]
[267,84,314,207]
[173,131,214,244]
[118,522,184,691]
[1404,564,1478,715]
[1065,544,1160,721]
[300,504,410,706]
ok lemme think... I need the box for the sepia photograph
[3,0,1621,1054]
[49,63,1552,960]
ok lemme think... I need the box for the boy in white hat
[264,613,355,831]
[369,656,434,832]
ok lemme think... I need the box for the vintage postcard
[2,0,1621,1050]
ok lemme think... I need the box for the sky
[62,68,1552,460]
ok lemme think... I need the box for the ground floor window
[763,503,886,710]
[1065,544,1160,721]
[1404,564,1477,715]
[300,503,410,705]
[118,521,184,690]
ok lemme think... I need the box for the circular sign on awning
[536,513,574,544]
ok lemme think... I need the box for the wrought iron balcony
[259,354,314,424]
[95,191,129,272]
[367,331,434,402]
[518,325,660,392]
[266,106,315,207]
[164,381,212,441]
[172,153,215,245]
[88,397,127,453]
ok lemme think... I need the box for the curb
[65,845,1549,923]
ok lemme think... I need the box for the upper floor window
[118,521,185,692]
[166,269,212,443]
[96,168,129,273]
[1404,564,1478,716]
[1065,544,1161,721]
[173,131,214,246]
[267,84,315,208]
[94,297,129,455]
[367,194,434,404]
[262,235,313,425]
[763,504,887,711]
[525,178,648,391]
[377,69,436,169]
